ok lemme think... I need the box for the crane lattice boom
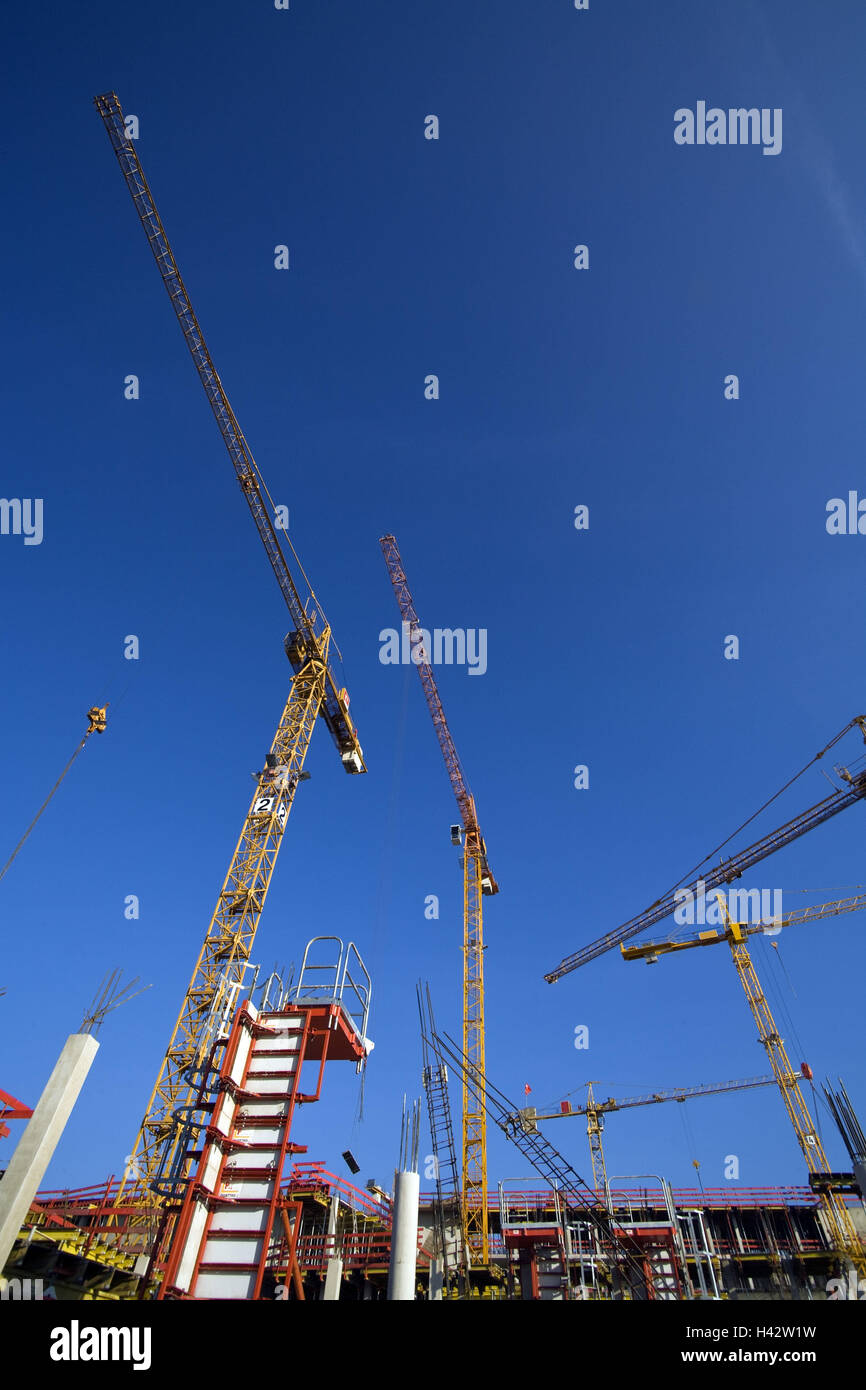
[546,718,866,980]
[379,536,478,833]
[95,92,363,773]
[529,1073,781,1122]
[96,92,364,1210]
[380,535,495,1267]
[621,892,866,963]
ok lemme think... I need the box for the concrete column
[387,1170,420,1301]
[0,1033,99,1271]
[323,1255,343,1301]
[321,1194,342,1300]
[326,1193,339,1236]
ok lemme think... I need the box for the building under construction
[4,1168,865,1302]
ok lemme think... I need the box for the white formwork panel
[209,1207,271,1233]
[221,1178,274,1202]
[195,1269,257,1300]
[244,1076,294,1095]
[227,1027,255,1087]
[200,1144,225,1194]
[235,1127,284,1147]
[251,1031,301,1054]
[237,1100,291,1121]
[174,1203,212,1294]
[230,1152,278,1171]
[201,1235,263,1266]
[211,1097,237,1140]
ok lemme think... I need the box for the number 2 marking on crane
[252,796,288,827]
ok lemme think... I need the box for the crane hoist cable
[546,716,866,980]
[0,706,107,887]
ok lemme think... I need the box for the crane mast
[623,901,866,1273]
[132,668,328,1191]
[96,92,365,1200]
[380,535,496,1267]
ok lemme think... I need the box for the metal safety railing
[290,937,371,1045]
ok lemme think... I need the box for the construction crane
[380,535,496,1267]
[0,706,107,888]
[545,716,866,981]
[95,93,365,1198]
[622,897,866,1274]
[520,1074,781,1192]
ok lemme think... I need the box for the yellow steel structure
[462,819,488,1263]
[622,896,866,1275]
[380,535,497,1267]
[131,638,331,1191]
[95,93,365,1208]
[585,1082,607,1191]
[521,1074,781,1194]
[546,716,866,981]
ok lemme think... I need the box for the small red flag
[524,1083,532,1095]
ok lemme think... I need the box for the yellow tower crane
[519,1074,782,1193]
[380,535,496,1268]
[621,894,866,1275]
[545,716,866,982]
[95,93,365,1204]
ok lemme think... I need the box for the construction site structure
[380,535,497,1267]
[158,938,371,1299]
[94,92,365,1206]
[622,899,866,1275]
[437,1180,865,1300]
[9,1171,864,1301]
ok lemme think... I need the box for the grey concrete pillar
[323,1255,343,1300]
[387,1170,420,1301]
[0,1033,99,1272]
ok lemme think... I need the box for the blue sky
[2,0,866,1204]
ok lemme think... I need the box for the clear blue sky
[2,0,866,1202]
